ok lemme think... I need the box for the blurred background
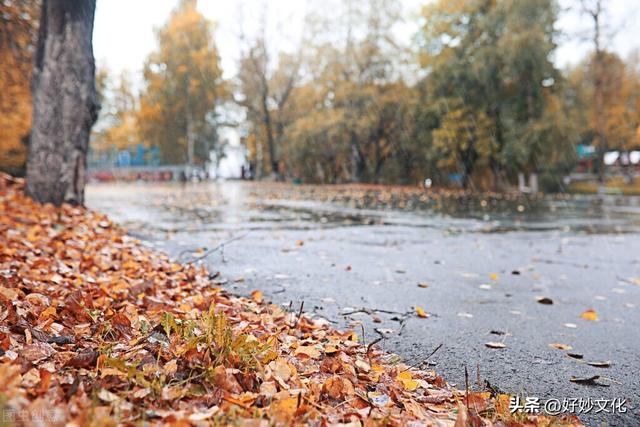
[2,0,640,193]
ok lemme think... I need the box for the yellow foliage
[137,0,225,164]
[0,1,39,173]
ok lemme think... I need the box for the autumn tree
[92,69,140,156]
[271,0,414,183]
[26,0,99,205]
[138,0,225,166]
[418,0,568,189]
[578,0,608,182]
[235,5,303,180]
[0,1,40,175]
[569,52,640,161]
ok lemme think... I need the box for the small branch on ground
[182,231,250,264]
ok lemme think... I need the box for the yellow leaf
[489,273,498,281]
[324,344,339,354]
[415,306,428,318]
[397,371,419,391]
[580,309,599,321]
[270,396,298,418]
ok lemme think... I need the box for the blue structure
[89,143,160,169]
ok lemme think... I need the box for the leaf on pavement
[485,342,507,349]
[549,343,572,350]
[586,360,611,368]
[580,309,598,321]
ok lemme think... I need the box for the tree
[26,0,99,205]
[432,103,497,189]
[138,0,225,166]
[418,0,566,190]
[0,0,40,175]
[272,0,412,184]
[235,3,303,180]
[569,52,640,159]
[237,43,300,179]
[579,0,608,182]
[92,69,140,155]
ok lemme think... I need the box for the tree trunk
[26,0,99,206]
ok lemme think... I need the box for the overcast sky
[93,0,640,82]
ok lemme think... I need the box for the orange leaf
[415,306,428,318]
[580,309,599,321]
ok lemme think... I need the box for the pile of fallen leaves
[245,183,552,215]
[0,174,581,426]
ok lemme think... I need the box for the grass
[569,176,640,195]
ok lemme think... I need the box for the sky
[93,0,640,83]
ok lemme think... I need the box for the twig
[295,301,305,327]
[464,365,470,411]
[340,307,406,316]
[183,231,250,264]
[401,343,443,372]
[366,328,386,365]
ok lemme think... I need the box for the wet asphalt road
[86,182,640,426]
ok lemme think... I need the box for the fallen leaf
[323,376,354,399]
[397,371,419,391]
[98,388,120,403]
[536,297,553,305]
[270,358,292,382]
[569,375,609,386]
[294,345,321,359]
[489,273,498,281]
[212,365,242,394]
[580,309,599,321]
[485,342,507,349]
[586,360,611,368]
[415,306,428,318]
[567,352,583,359]
[367,391,391,407]
[21,342,56,363]
[251,290,263,303]
[417,283,428,288]
[65,350,99,368]
[549,343,572,350]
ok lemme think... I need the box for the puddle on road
[86,182,640,236]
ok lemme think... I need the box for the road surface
[87,181,640,425]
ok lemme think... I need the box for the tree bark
[26,0,99,206]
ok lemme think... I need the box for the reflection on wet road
[87,182,640,424]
